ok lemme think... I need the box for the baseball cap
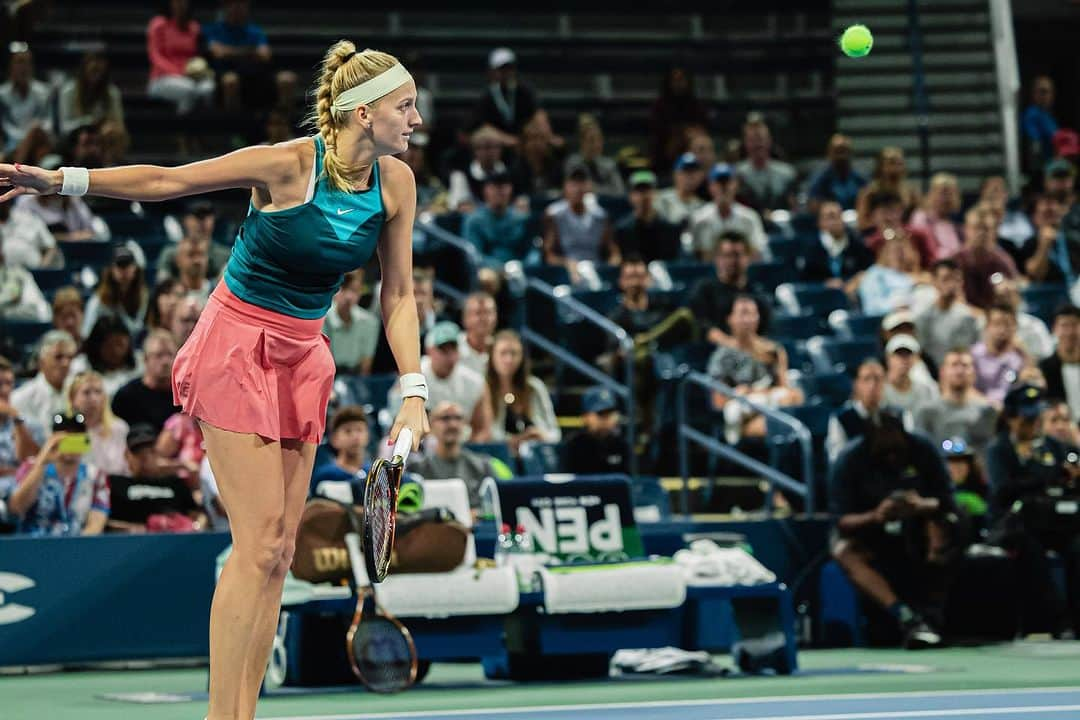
[885,334,920,355]
[709,163,735,182]
[1054,128,1080,158]
[673,152,701,172]
[1003,383,1046,418]
[489,47,516,69]
[483,169,513,186]
[112,243,136,267]
[629,170,657,189]
[881,309,915,332]
[582,386,618,414]
[565,161,590,182]
[425,321,461,350]
[1046,157,1076,178]
[126,423,159,452]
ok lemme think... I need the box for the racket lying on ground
[343,428,418,693]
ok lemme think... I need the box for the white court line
[261,686,1080,720]
[702,706,1080,720]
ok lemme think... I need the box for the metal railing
[522,277,637,476]
[907,0,932,186]
[415,219,482,292]
[989,0,1021,194]
[676,371,814,516]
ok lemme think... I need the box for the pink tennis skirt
[172,282,335,444]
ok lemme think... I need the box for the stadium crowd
[0,0,1078,648]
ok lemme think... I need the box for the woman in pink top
[910,172,962,259]
[146,0,214,118]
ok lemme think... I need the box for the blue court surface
[264,687,1080,720]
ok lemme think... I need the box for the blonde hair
[927,172,959,214]
[309,40,401,192]
[67,370,116,434]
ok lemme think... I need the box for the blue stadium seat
[2,319,52,359]
[788,284,849,317]
[57,240,113,270]
[747,260,795,293]
[1021,284,1068,324]
[664,262,714,291]
[432,211,464,236]
[567,288,619,316]
[518,442,562,476]
[525,264,572,287]
[466,442,513,468]
[30,268,76,296]
[100,211,165,242]
[652,342,715,380]
[779,339,814,374]
[828,311,885,340]
[767,237,799,265]
[799,370,853,407]
[789,212,818,235]
[595,194,631,221]
[807,337,881,375]
[770,312,822,341]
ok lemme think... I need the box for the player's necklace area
[345,166,374,193]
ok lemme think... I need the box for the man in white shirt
[0,44,52,155]
[0,243,50,321]
[991,276,1054,361]
[12,330,76,431]
[914,258,981,368]
[883,334,939,417]
[457,292,497,376]
[0,197,58,269]
[689,163,768,260]
[735,115,796,215]
[654,152,705,227]
[387,321,493,442]
[323,271,378,375]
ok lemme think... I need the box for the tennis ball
[840,24,873,58]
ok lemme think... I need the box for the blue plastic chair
[791,284,849,317]
[748,261,795,294]
[664,262,714,291]
[466,442,514,468]
[770,313,823,341]
[809,338,881,375]
[1021,284,1068,324]
[57,240,113,269]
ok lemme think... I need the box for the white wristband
[400,372,428,402]
[59,167,90,197]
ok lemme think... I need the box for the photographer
[829,413,958,648]
[986,384,1080,637]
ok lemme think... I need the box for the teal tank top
[223,135,386,319]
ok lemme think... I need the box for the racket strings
[369,466,395,576]
[353,618,413,692]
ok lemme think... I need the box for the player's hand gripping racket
[362,427,412,583]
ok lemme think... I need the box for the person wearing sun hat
[883,334,939,417]
[614,169,680,262]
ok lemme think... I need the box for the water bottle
[513,524,534,554]
[511,524,538,592]
[495,523,514,567]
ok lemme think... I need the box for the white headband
[332,63,412,113]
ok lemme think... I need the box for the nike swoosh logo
[336,208,355,216]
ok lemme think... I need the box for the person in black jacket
[561,386,630,475]
[798,201,873,286]
[985,384,1080,637]
[688,231,772,343]
[829,414,958,648]
[1040,304,1080,420]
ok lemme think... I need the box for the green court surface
[4,644,1080,720]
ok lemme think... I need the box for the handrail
[415,219,482,290]
[523,277,637,476]
[676,371,814,516]
[907,0,931,186]
[989,0,1021,195]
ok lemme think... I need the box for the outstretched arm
[0,143,302,203]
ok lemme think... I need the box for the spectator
[144,277,185,336]
[827,359,890,462]
[70,316,141,399]
[156,200,231,283]
[806,133,867,212]
[67,370,129,476]
[914,348,998,457]
[709,294,803,444]
[562,386,631,475]
[0,42,51,159]
[985,383,1079,637]
[472,47,538,137]
[51,286,84,345]
[648,66,708,173]
[909,173,962,260]
[0,355,40,478]
[106,423,203,533]
[111,329,180,434]
[458,292,497,377]
[7,415,110,536]
[689,163,767,260]
[400,133,444,213]
[608,253,694,351]
[855,234,926,316]
[447,125,517,211]
[855,146,921,231]
[410,400,502,509]
[614,170,680,262]
[1042,398,1080,447]
[57,50,125,138]
[146,0,215,123]
[829,414,954,649]
[462,171,532,265]
[690,231,772,344]
[884,334,939,417]
[15,185,107,242]
[156,411,204,488]
[863,190,935,270]
[1040,305,1080,421]
[981,175,1034,250]
[1020,193,1066,283]
[971,303,1029,406]
[82,244,148,338]
[169,294,204,346]
[485,329,559,451]
[914,259,980,368]
[798,200,873,287]
[954,205,1018,310]
[387,321,492,442]
[11,329,76,431]
[170,235,214,302]
[203,0,276,112]
[0,238,50,321]
[516,110,565,196]
[880,311,936,386]
[735,115,796,214]
[686,130,718,182]
[991,277,1054,361]
[654,152,705,227]
[1045,160,1080,284]
[0,190,58,268]
[310,404,370,494]
[323,270,378,376]
[564,114,624,197]
[370,268,440,375]
[1022,76,1058,171]
[543,163,618,272]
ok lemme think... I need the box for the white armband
[400,372,429,401]
[59,167,90,197]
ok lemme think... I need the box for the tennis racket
[344,523,418,693]
[362,428,413,583]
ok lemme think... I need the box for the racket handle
[393,428,413,464]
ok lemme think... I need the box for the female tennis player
[0,40,430,720]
